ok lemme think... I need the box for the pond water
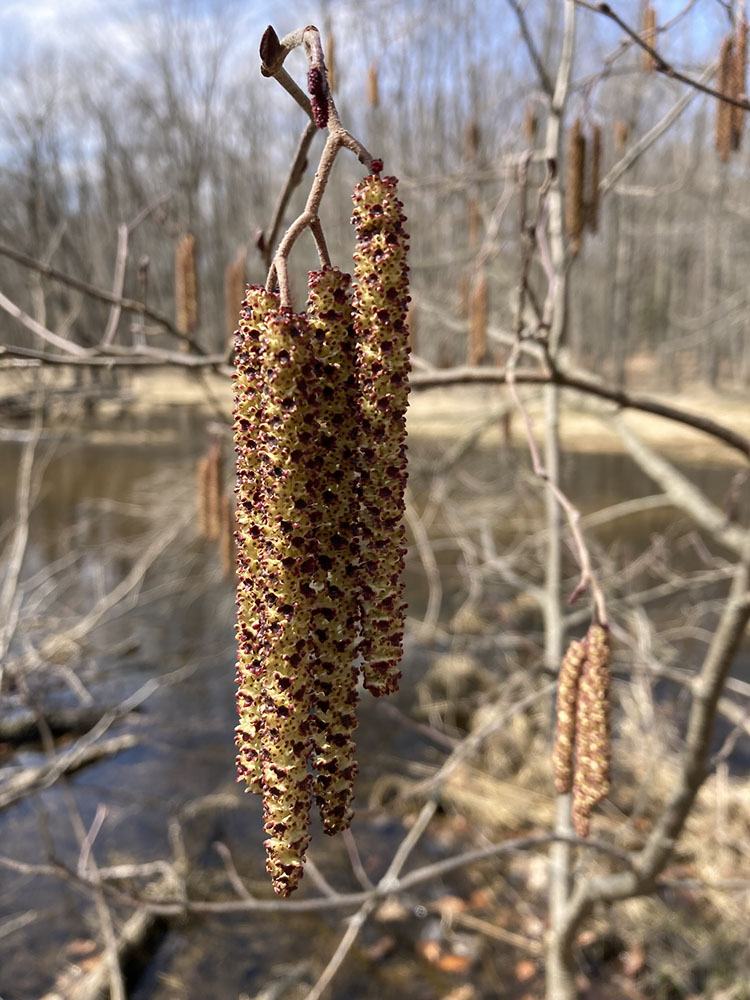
[0,410,748,1000]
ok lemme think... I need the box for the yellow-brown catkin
[586,124,601,233]
[175,233,198,338]
[225,253,246,344]
[305,267,361,834]
[523,106,538,143]
[641,5,657,73]
[614,119,629,155]
[220,492,234,580]
[256,309,326,895]
[457,274,470,319]
[367,64,379,108]
[205,440,223,542]
[326,30,336,94]
[465,118,480,163]
[468,196,481,251]
[351,173,410,698]
[234,285,280,798]
[197,455,210,538]
[565,119,586,256]
[468,271,488,365]
[553,638,588,795]
[731,16,748,151]
[716,36,734,162]
[572,623,611,837]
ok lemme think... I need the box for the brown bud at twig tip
[717,36,734,162]
[565,119,586,256]
[641,5,657,73]
[259,25,282,73]
[307,67,329,129]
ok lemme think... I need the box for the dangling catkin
[731,15,748,151]
[641,5,657,73]
[468,271,488,365]
[305,267,361,834]
[367,64,379,108]
[523,106,538,143]
[572,624,611,837]
[614,119,629,156]
[716,36,734,162]
[225,253,246,344]
[351,172,411,698]
[565,119,586,256]
[586,124,601,233]
[175,233,198,338]
[553,638,588,795]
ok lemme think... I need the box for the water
[0,416,748,998]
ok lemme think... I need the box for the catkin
[220,492,235,579]
[523,106,538,143]
[205,440,223,542]
[225,253,246,344]
[572,624,611,837]
[175,233,198,337]
[351,173,411,698]
[614,119,629,155]
[716,36,734,162]
[586,124,601,233]
[641,5,657,73]
[326,29,336,94]
[553,639,588,795]
[468,271,488,365]
[565,119,586,255]
[367,64,379,108]
[731,16,748,151]
[305,267,361,834]
[234,285,280,798]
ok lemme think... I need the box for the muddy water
[0,416,748,999]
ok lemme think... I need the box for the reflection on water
[0,419,748,998]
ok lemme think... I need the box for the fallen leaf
[514,958,536,982]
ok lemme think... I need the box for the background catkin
[731,15,748,151]
[175,232,198,337]
[224,252,246,344]
[572,624,612,837]
[586,124,601,233]
[716,36,734,162]
[553,638,588,795]
[641,5,657,73]
[351,173,411,698]
[565,119,585,256]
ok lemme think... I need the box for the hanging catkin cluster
[553,623,612,837]
[175,233,198,337]
[233,173,410,895]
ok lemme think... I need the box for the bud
[351,174,410,697]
